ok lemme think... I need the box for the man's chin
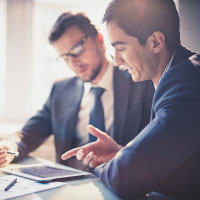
[78,75,92,82]
[130,75,141,83]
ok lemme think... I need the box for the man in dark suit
[0,12,154,170]
[62,0,200,199]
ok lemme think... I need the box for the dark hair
[103,0,180,53]
[49,12,98,44]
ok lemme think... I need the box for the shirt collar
[83,63,113,94]
[162,52,175,78]
[154,52,175,89]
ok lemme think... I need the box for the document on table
[0,175,67,199]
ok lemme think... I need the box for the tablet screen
[2,164,91,181]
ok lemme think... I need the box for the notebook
[1,164,91,182]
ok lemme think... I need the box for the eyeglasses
[57,33,91,63]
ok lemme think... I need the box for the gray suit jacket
[15,67,154,166]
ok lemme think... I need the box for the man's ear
[96,32,106,51]
[150,31,165,53]
[96,33,104,44]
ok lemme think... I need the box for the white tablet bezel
[1,164,91,181]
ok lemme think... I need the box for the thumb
[87,125,108,140]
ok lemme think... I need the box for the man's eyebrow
[60,38,82,57]
[111,41,126,47]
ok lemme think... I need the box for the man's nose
[67,55,81,65]
[112,52,125,66]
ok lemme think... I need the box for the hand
[0,142,16,167]
[62,125,122,168]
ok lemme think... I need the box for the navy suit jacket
[15,67,154,166]
[94,46,200,199]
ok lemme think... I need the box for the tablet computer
[2,164,91,182]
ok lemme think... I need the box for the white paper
[0,175,67,199]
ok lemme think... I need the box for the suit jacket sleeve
[14,83,56,161]
[94,56,200,198]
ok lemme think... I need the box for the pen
[4,177,17,191]
[6,151,19,156]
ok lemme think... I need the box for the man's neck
[92,58,109,84]
[153,50,173,88]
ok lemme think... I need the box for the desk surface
[0,157,121,200]
[0,157,179,200]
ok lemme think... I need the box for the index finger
[61,147,82,160]
[88,125,109,140]
[61,141,95,160]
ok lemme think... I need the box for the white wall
[0,0,112,127]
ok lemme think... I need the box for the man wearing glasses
[0,12,154,170]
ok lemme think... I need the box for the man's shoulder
[154,51,200,107]
[189,53,200,68]
[48,77,83,97]
[170,52,200,80]
[170,46,200,73]
[159,48,200,85]
[53,76,82,88]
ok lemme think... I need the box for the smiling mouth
[128,66,134,70]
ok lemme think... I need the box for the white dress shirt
[74,63,114,146]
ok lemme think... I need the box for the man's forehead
[53,26,85,53]
[63,25,85,39]
[106,22,129,46]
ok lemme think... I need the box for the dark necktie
[89,87,105,142]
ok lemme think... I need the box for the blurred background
[0,0,113,133]
[0,0,200,159]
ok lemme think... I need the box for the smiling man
[62,1,200,199]
[0,12,154,170]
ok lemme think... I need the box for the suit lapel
[150,107,155,121]
[113,67,130,143]
[62,79,84,149]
